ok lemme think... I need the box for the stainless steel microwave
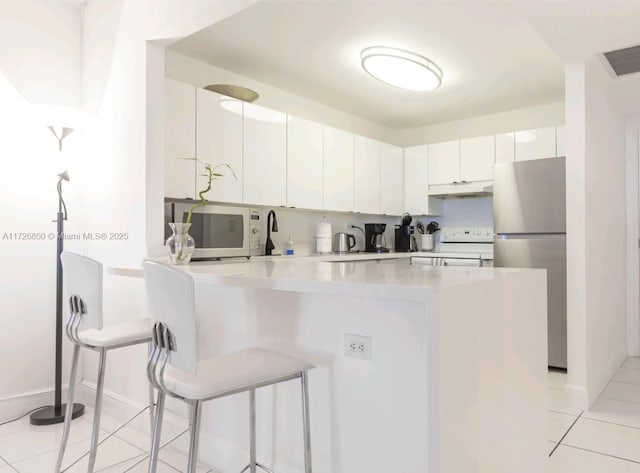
[165,202,261,259]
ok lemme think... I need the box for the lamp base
[29,403,85,425]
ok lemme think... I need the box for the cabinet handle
[452,181,459,185]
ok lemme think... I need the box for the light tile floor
[4,360,640,472]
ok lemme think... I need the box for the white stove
[413,226,494,267]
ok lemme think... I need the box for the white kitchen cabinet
[428,140,460,185]
[354,135,381,214]
[495,133,515,164]
[515,126,556,161]
[380,143,404,215]
[404,145,444,216]
[196,88,243,203]
[459,135,495,182]
[243,103,287,206]
[164,78,196,199]
[287,116,323,210]
[323,126,354,212]
[556,125,565,157]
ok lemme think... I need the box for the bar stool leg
[187,400,202,473]
[301,371,312,473]
[54,344,81,473]
[250,389,257,473]
[148,391,166,473]
[147,343,155,433]
[87,348,107,473]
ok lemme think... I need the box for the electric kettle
[333,232,356,254]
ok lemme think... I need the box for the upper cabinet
[196,88,243,203]
[323,126,354,212]
[514,126,556,161]
[556,125,565,157]
[428,140,460,185]
[459,135,494,182]
[495,133,515,164]
[380,143,404,215]
[164,78,196,199]
[242,103,287,207]
[287,116,323,210]
[404,145,443,216]
[354,135,381,214]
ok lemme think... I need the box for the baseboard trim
[564,383,589,410]
[0,386,69,424]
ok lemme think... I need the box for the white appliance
[411,225,493,267]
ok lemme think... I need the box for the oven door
[411,256,482,267]
[168,203,251,259]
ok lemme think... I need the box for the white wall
[626,115,640,356]
[565,60,628,409]
[0,1,83,416]
[165,50,399,145]
[396,102,565,147]
[80,0,261,401]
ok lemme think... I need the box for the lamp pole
[29,127,85,425]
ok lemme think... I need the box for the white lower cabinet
[354,135,381,214]
[323,126,354,212]
[287,116,323,210]
[243,103,287,206]
[404,145,443,216]
[380,143,404,215]
[196,88,243,203]
[164,78,196,199]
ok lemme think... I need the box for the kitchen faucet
[265,210,278,256]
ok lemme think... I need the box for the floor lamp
[30,126,85,425]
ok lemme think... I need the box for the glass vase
[165,223,195,265]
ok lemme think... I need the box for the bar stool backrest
[144,261,198,375]
[60,252,104,331]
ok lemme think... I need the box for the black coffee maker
[394,213,417,252]
[364,223,389,253]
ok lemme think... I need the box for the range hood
[428,181,493,199]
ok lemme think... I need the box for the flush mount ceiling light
[205,84,287,123]
[360,46,443,91]
[512,131,537,143]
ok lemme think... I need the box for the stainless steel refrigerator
[493,157,566,369]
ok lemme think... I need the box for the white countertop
[110,255,533,301]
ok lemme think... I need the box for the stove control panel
[440,226,494,243]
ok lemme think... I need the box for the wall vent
[604,45,640,77]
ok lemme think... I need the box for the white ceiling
[169,1,565,129]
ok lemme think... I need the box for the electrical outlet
[344,334,372,360]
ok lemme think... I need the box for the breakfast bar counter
[111,258,547,473]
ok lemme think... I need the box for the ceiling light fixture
[360,46,443,91]
[513,131,537,143]
[204,84,288,123]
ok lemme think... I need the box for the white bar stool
[144,261,314,473]
[55,252,154,473]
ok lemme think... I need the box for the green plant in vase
[166,159,237,264]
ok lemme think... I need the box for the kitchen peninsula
[113,257,547,473]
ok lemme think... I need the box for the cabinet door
[515,127,556,161]
[164,79,196,199]
[323,126,354,212]
[380,143,403,215]
[556,125,565,157]
[404,145,443,216]
[196,88,243,203]
[428,140,460,185]
[459,135,495,182]
[495,133,515,164]
[287,116,323,210]
[354,135,381,214]
[243,103,287,206]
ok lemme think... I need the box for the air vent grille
[604,45,640,77]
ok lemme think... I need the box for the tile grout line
[559,443,640,465]
[0,456,18,473]
[608,378,640,386]
[549,411,582,457]
[577,414,640,432]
